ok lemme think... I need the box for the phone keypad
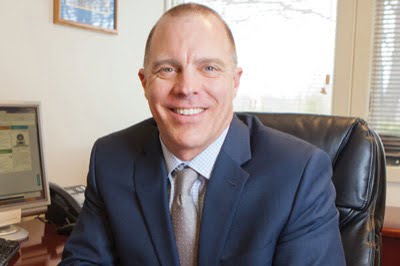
[64,185,86,207]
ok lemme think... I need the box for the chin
[176,135,203,147]
[174,134,207,149]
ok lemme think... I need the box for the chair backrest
[244,112,386,266]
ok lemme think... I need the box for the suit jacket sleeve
[60,140,117,265]
[273,149,346,265]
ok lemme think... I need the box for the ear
[138,68,147,89]
[232,67,243,97]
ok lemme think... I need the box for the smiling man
[61,3,345,266]
[138,7,242,162]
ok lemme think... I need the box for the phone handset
[46,182,86,235]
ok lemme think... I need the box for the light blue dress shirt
[160,127,229,217]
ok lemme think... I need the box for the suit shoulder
[94,118,158,153]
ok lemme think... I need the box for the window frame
[332,0,374,120]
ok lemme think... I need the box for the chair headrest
[242,113,382,211]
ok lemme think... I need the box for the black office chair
[241,112,386,266]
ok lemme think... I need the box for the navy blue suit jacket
[61,114,345,265]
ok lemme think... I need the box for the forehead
[147,14,233,63]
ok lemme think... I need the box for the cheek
[144,79,171,103]
[144,87,152,101]
[207,79,236,103]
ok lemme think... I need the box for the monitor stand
[0,224,28,241]
[0,209,28,241]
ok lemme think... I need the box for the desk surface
[9,218,67,266]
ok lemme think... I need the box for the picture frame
[54,0,118,34]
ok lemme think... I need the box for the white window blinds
[369,0,400,163]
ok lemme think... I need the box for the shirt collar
[160,126,229,180]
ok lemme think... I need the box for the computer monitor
[0,103,50,241]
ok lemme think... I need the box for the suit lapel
[134,125,180,266]
[198,115,252,266]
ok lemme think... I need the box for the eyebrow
[151,59,181,72]
[195,58,227,68]
[150,57,228,72]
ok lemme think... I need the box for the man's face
[139,14,242,161]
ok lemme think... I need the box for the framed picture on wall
[54,0,118,34]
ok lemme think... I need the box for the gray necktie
[171,167,199,266]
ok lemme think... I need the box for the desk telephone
[46,182,86,235]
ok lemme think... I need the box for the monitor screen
[0,103,50,240]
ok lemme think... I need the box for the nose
[173,69,199,96]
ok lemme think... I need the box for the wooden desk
[382,206,400,266]
[382,227,400,266]
[9,218,67,266]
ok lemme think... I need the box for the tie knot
[174,167,198,195]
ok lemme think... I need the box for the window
[168,0,337,114]
[369,0,400,166]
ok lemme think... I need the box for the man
[61,3,345,265]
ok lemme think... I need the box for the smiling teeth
[175,108,204,115]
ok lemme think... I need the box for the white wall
[0,0,164,186]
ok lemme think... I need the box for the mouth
[173,108,205,116]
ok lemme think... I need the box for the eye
[160,67,175,73]
[201,64,221,78]
[156,66,177,79]
[205,66,216,71]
